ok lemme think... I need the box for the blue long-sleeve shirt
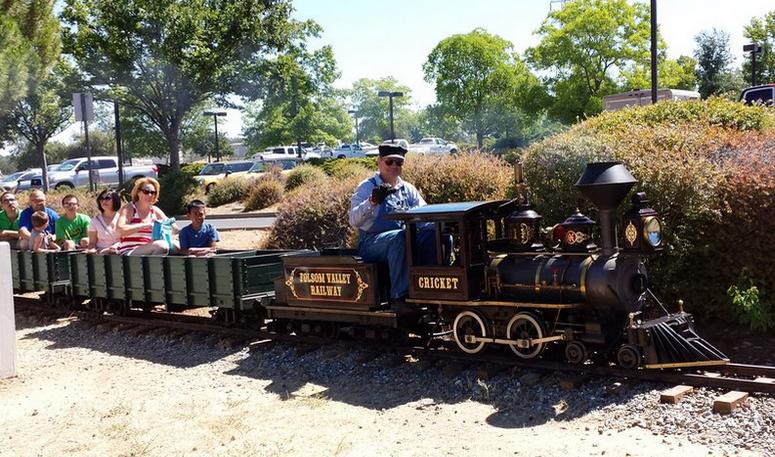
[349,173,426,232]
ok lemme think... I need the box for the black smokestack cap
[575,162,637,255]
[575,162,637,211]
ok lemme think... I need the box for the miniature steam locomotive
[269,162,727,369]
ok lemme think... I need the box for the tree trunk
[476,131,484,149]
[36,142,49,192]
[166,128,181,171]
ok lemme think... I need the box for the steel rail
[14,296,775,394]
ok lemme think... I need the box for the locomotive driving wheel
[506,312,546,359]
[453,310,488,354]
[616,344,642,369]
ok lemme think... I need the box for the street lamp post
[743,43,763,86]
[650,0,658,104]
[203,110,227,162]
[347,109,360,147]
[377,91,403,142]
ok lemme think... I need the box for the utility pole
[202,110,227,162]
[114,101,124,188]
[377,91,403,142]
[743,43,763,86]
[348,109,360,147]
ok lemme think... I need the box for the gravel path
[1,314,772,457]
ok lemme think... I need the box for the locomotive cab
[385,201,514,302]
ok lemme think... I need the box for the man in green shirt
[55,194,91,250]
[0,191,22,245]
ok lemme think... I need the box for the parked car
[740,84,775,106]
[33,156,159,189]
[247,158,301,176]
[253,145,322,161]
[410,137,459,155]
[1,169,42,192]
[331,143,368,159]
[195,160,255,194]
[602,88,700,111]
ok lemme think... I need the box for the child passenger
[30,210,60,253]
[178,200,219,256]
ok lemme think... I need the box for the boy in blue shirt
[179,199,219,256]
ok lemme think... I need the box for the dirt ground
[0,317,763,457]
[217,229,270,250]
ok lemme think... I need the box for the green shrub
[326,162,372,180]
[206,176,251,207]
[265,176,360,250]
[728,276,774,333]
[319,157,377,176]
[402,152,512,203]
[156,171,200,216]
[181,162,206,176]
[244,179,283,211]
[285,164,328,192]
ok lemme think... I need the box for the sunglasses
[99,195,114,201]
[141,189,157,196]
[384,158,404,167]
[1,198,16,203]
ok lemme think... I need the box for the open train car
[10,249,301,323]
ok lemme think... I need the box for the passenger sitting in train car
[55,194,91,251]
[85,189,121,254]
[349,143,436,302]
[18,189,58,250]
[178,199,219,257]
[116,177,180,255]
[0,191,22,246]
[29,210,60,253]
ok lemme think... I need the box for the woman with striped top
[116,177,179,255]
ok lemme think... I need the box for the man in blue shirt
[349,143,436,302]
[18,189,59,249]
[179,200,219,256]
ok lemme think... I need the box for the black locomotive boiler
[271,162,727,369]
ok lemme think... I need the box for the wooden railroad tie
[659,385,693,404]
[754,377,774,384]
[712,391,749,414]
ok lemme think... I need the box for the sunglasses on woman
[384,158,404,167]
[99,195,114,201]
[141,189,157,196]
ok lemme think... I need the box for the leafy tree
[694,28,737,98]
[527,0,651,123]
[243,44,350,151]
[620,56,697,91]
[424,28,546,148]
[348,77,414,144]
[6,60,77,189]
[0,0,60,139]
[743,10,775,86]
[60,0,302,170]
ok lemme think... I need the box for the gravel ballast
[1,314,773,456]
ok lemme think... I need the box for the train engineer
[178,199,219,256]
[349,143,436,302]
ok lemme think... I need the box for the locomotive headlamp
[622,192,663,253]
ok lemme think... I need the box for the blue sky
[50,0,775,142]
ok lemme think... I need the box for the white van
[253,145,320,161]
[602,89,700,111]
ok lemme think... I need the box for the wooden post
[0,242,17,378]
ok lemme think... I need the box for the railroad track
[14,296,775,395]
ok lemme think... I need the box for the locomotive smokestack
[575,162,637,255]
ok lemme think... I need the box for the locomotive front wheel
[506,312,545,359]
[616,344,642,369]
[564,341,588,364]
[453,311,488,354]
